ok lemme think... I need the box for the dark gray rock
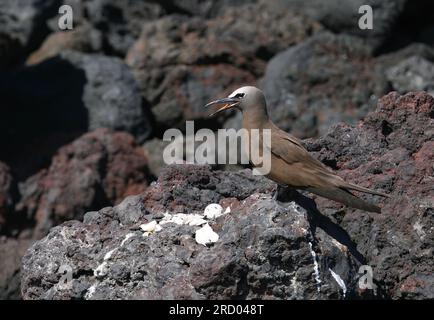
[386,56,434,96]
[21,92,434,300]
[304,91,434,299]
[21,165,362,300]
[261,32,388,138]
[258,33,434,140]
[16,128,150,238]
[126,2,320,130]
[276,0,406,50]
[55,1,266,56]
[0,49,152,159]
[74,0,166,56]
[60,50,152,141]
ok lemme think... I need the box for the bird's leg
[273,184,297,203]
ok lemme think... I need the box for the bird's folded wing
[262,127,345,188]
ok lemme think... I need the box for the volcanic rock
[126,2,320,130]
[21,91,434,300]
[21,165,363,300]
[73,0,166,56]
[303,91,434,299]
[0,49,152,177]
[261,32,388,138]
[276,0,406,50]
[16,128,150,238]
[386,56,434,96]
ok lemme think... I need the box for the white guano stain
[329,268,347,298]
[120,232,136,246]
[85,284,97,299]
[195,223,219,246]
[94,261,109,278]
[308,242,321,293]
[204,203,224,219]
[160,213,207,226]
[140,220,162,237]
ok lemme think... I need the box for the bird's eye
[234,93,245,98]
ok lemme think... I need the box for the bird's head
[206,86,267,117]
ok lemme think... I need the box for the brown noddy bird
[206,86,389,213]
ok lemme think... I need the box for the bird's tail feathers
[306,186,382,213]
[345,183,389,198]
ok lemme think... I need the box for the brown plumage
[206,86,389,213]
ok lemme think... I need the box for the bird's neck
[242,106,269,130]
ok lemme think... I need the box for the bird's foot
[273,185,297,203]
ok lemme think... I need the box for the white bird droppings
[120,232,136,246]
[329,268,347,298]
[195,224,219,246]
[308,242,322,292]
[140,220,158,232]
[140,220,162,236]
[103,248,116,261]
[85,284,97,299]
[204,203,224,219]
[94,261,109,278]
[184,214,208,226]
[160,213,207,226]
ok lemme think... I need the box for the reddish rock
[19,92,434,300]
[126,2,320,128]
[142,165,275,215]
[21,166,360,300]
[17,129,150,238]
[304,91,434,299]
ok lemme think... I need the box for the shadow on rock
[275,185,366,265]
[0,56,88,180]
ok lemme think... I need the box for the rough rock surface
[21,165,363,300]
[0,49,152,171]
[260,33,434,139]
[304,91,434,299]
[126,2,320,130]
[70,0,166,56]
[59,50,152,142]
[0,49,151,141]
[70,0,262,56]
[21,91,434,300]
[261,32,389,138]
[277,0,406,50]
[386,56,434,96]
[16,129,150,238]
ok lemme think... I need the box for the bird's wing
[263,123,388,197]
[262,123,345,188]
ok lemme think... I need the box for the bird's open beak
[205,97,240,117]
